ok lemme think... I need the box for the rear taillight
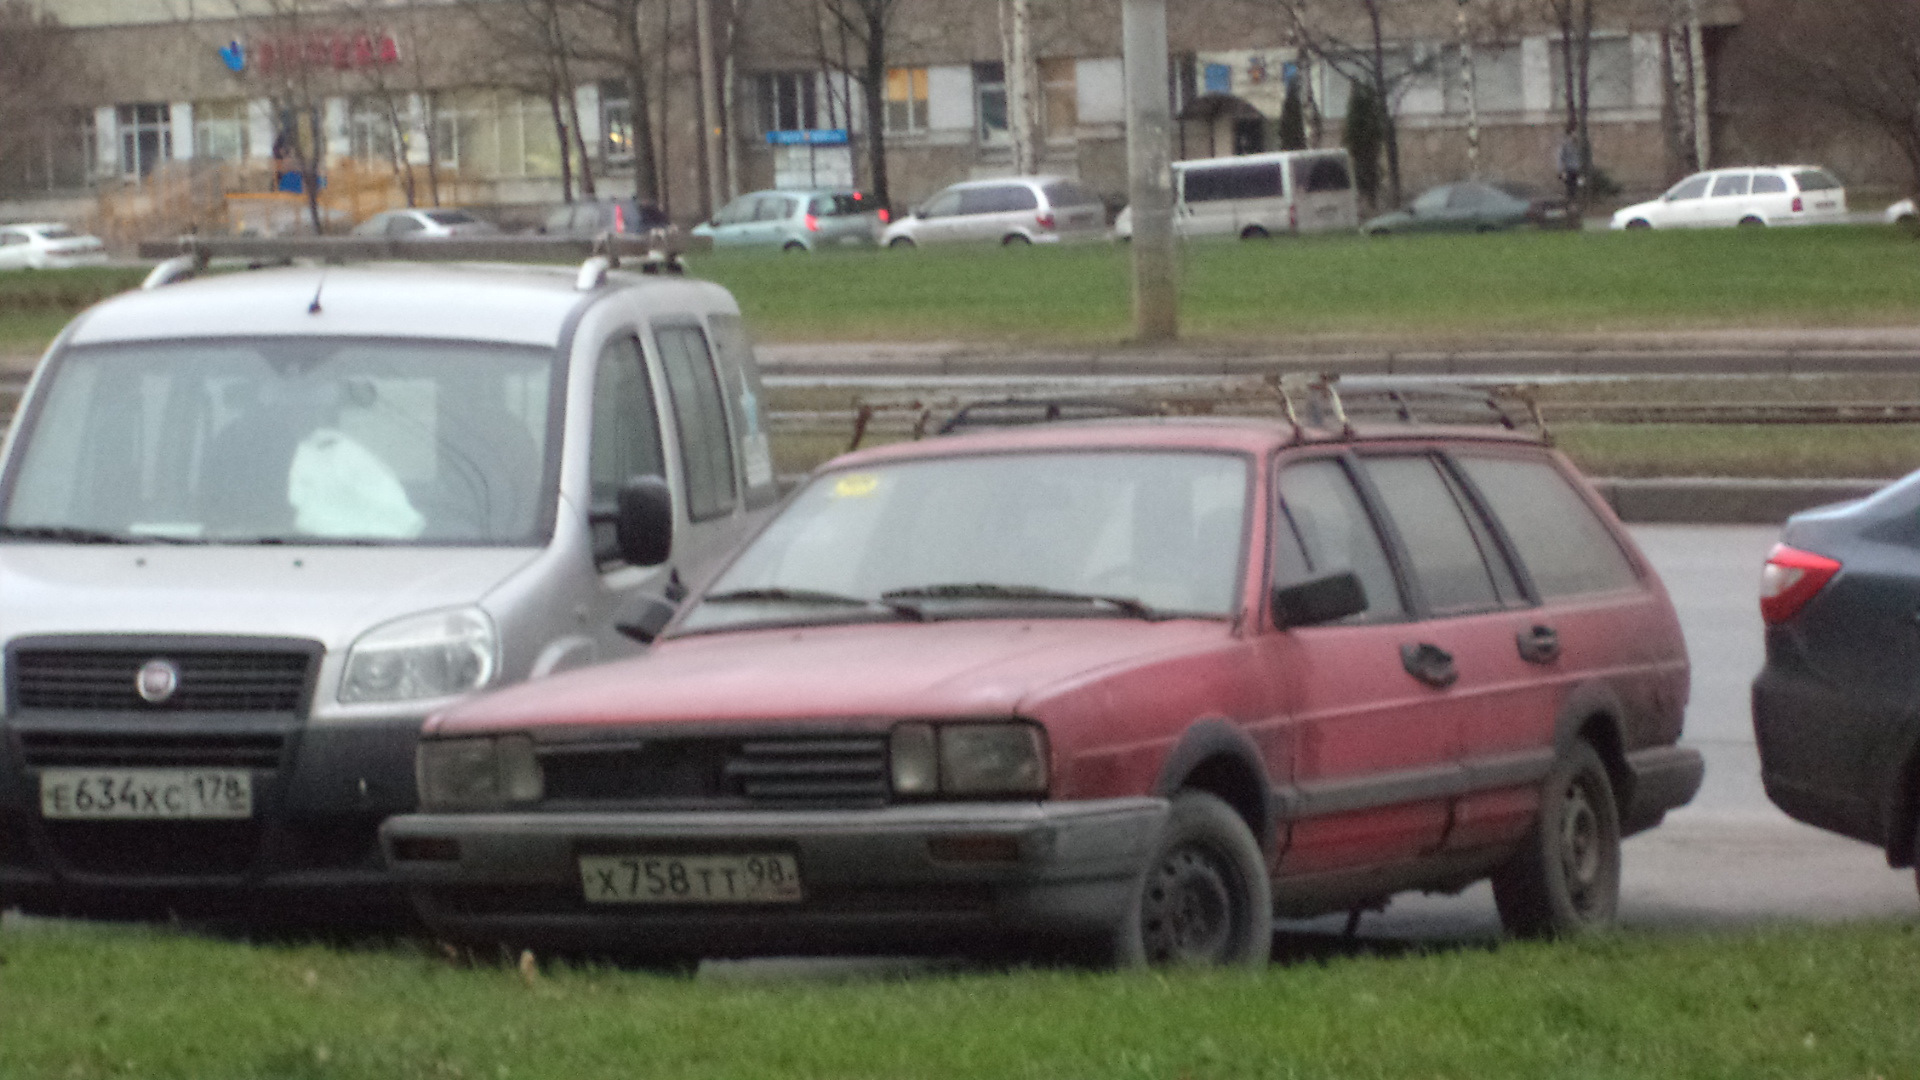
[879,208,891,224]
[1791,196,1804,213]
[1036,212,1056,230]
[614,204,627,232]
[805,214,820,232]
[1760,543,1841,625]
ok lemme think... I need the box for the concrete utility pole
[1686,0,1710,169]
[1123,0,1178,343]
[695,0,726,217]
[1456,0,1480,178]
[1002,0,1039,175]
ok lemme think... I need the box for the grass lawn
[1,920,1917,1079]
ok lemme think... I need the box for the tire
[1240,226,1270,240]
[1492,741,1621,938]
[1109,791,1271,967]
[1738,216,1766,228]
[1625,218,1652,230]
[782,241,809,253]
[1002,233,1032,247]
[888,236,916,249]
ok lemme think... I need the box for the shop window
[117,103,172,178]
[885,67,929,134]
[758,71,820,134]
[193,101,250,162]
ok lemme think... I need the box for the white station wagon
[1611,166,1847,230]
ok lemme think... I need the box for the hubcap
[1140,844,1237,963]
[1558,782,1603,912]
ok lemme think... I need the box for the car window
[1793,169,1842,192]
[1666,176,1710,201]
[588,335,666,564]
[1455,455,1638,599]
[1361,455,1507,616]
[425,210,477,225]
[1183,163,1283,203]
[920,190,961,218]
[1275,458,1405,623]
[387,215,425,235]
[654,324,737,522]
[1446,184,1489,210]
[1413,187,1451,213]
[1,230,27,245]
[1042,180,1102,208]
[1751,174,1789,195]
[752,196,790,222]
[1710,173,1751,197]
[632,202,671,229]
[714,196,756,226]
[810,194,865,216]
[1295,156,1352,193]
[36,225,76,240]
[706,313,778,510]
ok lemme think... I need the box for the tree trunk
[621,0,658,204]
[863,9,891,209]
[548,82,575,202]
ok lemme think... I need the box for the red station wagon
[383,396,1702,966]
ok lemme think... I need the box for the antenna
[307,269,326,315]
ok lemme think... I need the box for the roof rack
[843,374,1550,451]
[133,231,687,291]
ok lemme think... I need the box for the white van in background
[1115,150,1359,241]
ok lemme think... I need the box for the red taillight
[878,208,891,224]
[614,204,626,232]
[805,214,820,232]
[1792,196,1804,213]
[1037,212,1055,230]
[1760,543,1841,625]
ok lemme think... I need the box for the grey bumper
[1621,745,1705,836]
[382,798,1168,955]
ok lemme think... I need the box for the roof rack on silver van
[134,231,687,291]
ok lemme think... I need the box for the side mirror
[1272,571,1367,629]
[614,475,673,568]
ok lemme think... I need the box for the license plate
[580,852,803,905]
[40,769,253,820]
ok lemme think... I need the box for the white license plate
[580,853,804,905]
[40,769,253,820]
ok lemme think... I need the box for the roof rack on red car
[1272,373,1552,445]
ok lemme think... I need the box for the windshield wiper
[0,525,141,545]
[880,583,1164,620]
[701,587,925,621]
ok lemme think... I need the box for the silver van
[1115,150,1359,240]
[0,256,777,920]
[882,176,1107,248]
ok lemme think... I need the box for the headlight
[889,721,1048,798]
[416,735,543,810]
[340,608,497,704]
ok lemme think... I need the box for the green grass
[1555,423,1920,479]
[1,920,1918,1079]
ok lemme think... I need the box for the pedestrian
[1556,124,1583,208]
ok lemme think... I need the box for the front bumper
[382,798,1167,956]
[0,716,423,919]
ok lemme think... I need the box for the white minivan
[1115,150,1359,240]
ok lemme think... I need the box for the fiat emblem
[136,659,181,704]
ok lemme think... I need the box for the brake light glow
[805,213,820,232]
[1760,543,1841,625]
[614,204,626,232]
[1037,212,1056,230]
[1792,196,1804,213]
[879,208,891,224]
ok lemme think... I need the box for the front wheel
[1239,225,1270,240]
[1738,216,1767,228]
[1109,791,1271,967]
[888,236,916,249]
[1625,218,1652,230]
[1492,741,1621,938]
[1002,233,1033,247]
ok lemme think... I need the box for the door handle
[1517,625,1560,665]
[1400,642,1458,689]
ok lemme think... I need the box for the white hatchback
[1611,166,1847,230]
[0,222,109,269]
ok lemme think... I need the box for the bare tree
[464,0,600,203]
[238,0,338,233]
[807,0,907,210]
[1738,0,1920,196]
[572,0,665,205]
[0,2,83,195]
[1540,0,1596,198]
[1276,0,1440,207]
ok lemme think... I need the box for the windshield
[36,225,77,240]
[2,338,558,545]
[679,451,1249,633]
[424,210,478,225]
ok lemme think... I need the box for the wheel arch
[1152,718,1275,857]
[1553,682,1633,809]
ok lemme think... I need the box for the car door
[955,185,1011,242]
[649,320,743,575]
[1289,153,1357,233]
[1404,185,1456,232]
[708,194,758,247]
[1270,454,1454,874]
[584,332,673,660]
[913,188,964,244]
[1176,166,1239,238]
[1658,174,1712,227]
[1705,172,1753,226]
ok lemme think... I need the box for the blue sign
[766,129,849,147]
[218,40,246,73]
[1203,63,1232,94]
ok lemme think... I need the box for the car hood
[429,617,1235,735]
[1363,210,1412,231]
[1613,198,1661,221]
[0,544,540,650]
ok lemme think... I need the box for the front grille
[542,735,889,807]
[18,730,286,770]
[43,820,261,876]
[12,649,312,712]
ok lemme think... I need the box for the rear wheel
[1239,225,1270,240]
[1002,233,1032,246]
[1492,741,1621,938]
[888,236,916,249]
[1108,791,1271,967]
[1625,218,1652,230]
[782,240,809,253]
[1738,216,1767,227]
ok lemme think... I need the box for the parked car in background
[0,223,109,270]
[882,176,1106,248]
[1886,198,1916,225]
[1611,165,1847,229]
[0,249,778,924]
[691,189,885,252]
[537,198,675,241]
[1753,471,1920,900]
[351,208,500,238]
[1114,150,1359,241]
[386,392,1701,966]
[1363,181,1571,235]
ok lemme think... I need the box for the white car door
[1705,172,1754,226]
[1178,167,1240,238]
[1657,175,1712,227]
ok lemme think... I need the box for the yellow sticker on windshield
[834,474,881,498]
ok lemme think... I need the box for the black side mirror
[615,476,673,568]
[1272,571,1367,629]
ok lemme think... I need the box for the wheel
[782,241,809,253]
[888,236,916,249]
[1002,233,1032,246]
[1625,218,1652,230]
[1738,216,1766,228]
[1109,791,1271,967]
[1239,225,1270,240]
[1491,741,1621,938]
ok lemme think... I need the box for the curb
[1595,478,1882,525]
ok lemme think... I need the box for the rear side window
[1295,156,1352,193]
[959,185,1038,214]
[1751,174,1788,194]
[1455,455,1639,598]
[809,193,865,216]
[1183,163,1282,203]
[1793,169,1842,192]
[1275,459,1405,622]
[707,313,778,510]
[1043,180,1102,208]
[1362,456,1513,616]
[1710,174,1751,197]
[654,325,738,522]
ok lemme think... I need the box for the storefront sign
[248,31,401,76]
[765,129,850,147]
